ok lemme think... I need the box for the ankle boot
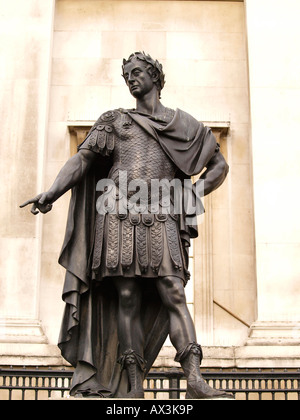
[175,342,234,399]
[118,349,146,398]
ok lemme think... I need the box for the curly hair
[122,52,166,98]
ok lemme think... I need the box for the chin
[130,90,142,98]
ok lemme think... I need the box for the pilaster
[0,0,56,348]
[194,122,229,345]
[245,0,300,344]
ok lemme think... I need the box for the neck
[135,90,165,116]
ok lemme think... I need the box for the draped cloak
[57,108,219,397]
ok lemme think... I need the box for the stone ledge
[0,343,68,367]
[247,321,300,346]
[154,345,300,369]
[234,346,300,368]
[1,344,299,369]
[0,319,48,344]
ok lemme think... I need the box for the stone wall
[0,0,55,344]
[0,0,299,375]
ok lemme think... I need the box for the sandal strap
[117,349,147,372]
[174,342,203,364]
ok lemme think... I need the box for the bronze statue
[21,52,232,399]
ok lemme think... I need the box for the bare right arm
[193,151,229,198]
[20,149,97,215]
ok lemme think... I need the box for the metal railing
[0,367,299,400]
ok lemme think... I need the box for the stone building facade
[0,0,299,392]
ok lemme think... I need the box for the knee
[158,277,187,309]
[118,287,139,310]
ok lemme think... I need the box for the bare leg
[156,276,196,350]
[156,276,233,399]
[113,277,145,397]
[113,277,144,355]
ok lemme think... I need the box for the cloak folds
[57,108,218,397]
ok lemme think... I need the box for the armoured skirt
[91,212,188,284]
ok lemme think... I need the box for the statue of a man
[21,53,232,399]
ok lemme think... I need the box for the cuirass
[82,108,180,208]
[111,110,177,189]
[82,108,189,283]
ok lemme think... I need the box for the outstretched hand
[20,192,53,215]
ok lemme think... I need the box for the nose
[127,72,135,84]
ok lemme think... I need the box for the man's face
[123,59,156,99]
